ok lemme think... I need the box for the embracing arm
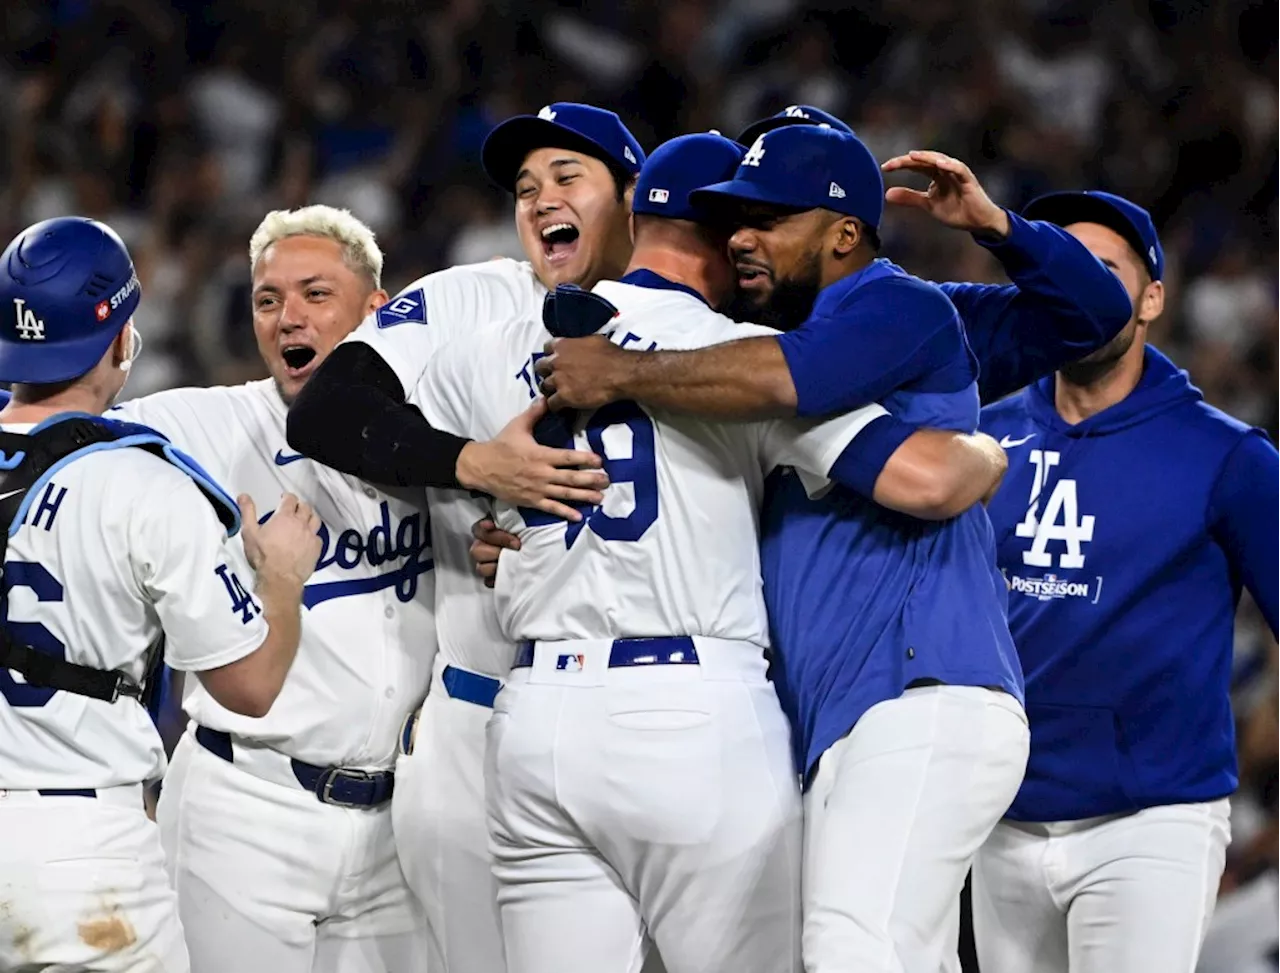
[941,212,1133,403]
[1209,430,1279,634]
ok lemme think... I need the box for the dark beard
[749,249,825,331]
[1060,321,1137,386]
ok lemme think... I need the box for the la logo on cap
[784,105,810,118]
[538,106,557,121]
[743,137,766,167]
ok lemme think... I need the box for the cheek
[252,314,278,353]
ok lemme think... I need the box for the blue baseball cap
[0,217,141,384]
[737,105,853,146]
[690,125,884,229]
[482,103,646,193]
[1023,191,1164,281]
[633,133,745,223]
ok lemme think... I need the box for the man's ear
[366,289,390,315]
[1137,280,1164,325]
[831,216,861,258]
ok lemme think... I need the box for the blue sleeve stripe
[828,413,917,497]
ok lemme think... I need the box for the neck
[0,384,108,427]
[1054,348,1145,424]
[819,249,873,290]
[625,243,721,306]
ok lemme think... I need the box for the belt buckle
[317,767,376,808]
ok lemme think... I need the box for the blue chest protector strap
[0,414,241,705]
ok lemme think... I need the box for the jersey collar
[619,269,710,308]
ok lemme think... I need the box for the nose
[535,187,564,217]
[729,227,757,257]
[279,290,308,331]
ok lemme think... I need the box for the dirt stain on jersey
[78,902,136,953]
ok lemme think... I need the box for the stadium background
[2,0,1274,968]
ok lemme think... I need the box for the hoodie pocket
[1020,702,1138,817]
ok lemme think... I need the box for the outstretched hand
[881,150,1010,239]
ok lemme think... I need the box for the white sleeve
[109,388,239,483]
[759,404,890,497]
[412,338,482,439]
[343,261,533,396]
[131,474,268,673]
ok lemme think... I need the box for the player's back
[0,431,233,790]
[420,279,878,647]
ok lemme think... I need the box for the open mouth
[541,223,581,264]
[281,344,318,377]
[736,262,772,290]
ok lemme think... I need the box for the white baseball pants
[972,798,1231,973]
[392,659,507,973]
[802,683,1029,973]
[156,727,428,973]
[0,785,189,972]
[486,637,803,973]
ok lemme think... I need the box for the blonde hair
[248,205,384,289]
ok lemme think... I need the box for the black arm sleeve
[286,342,472,489]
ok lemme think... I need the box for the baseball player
[111,205,593,973]
[0,217,320,972]
[530,125,1044,973]
[341,132,1007,973]
[975,191,1278,973]
[288,103,643,973]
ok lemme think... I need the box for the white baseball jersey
[414,279,889,645]
[0,423,266,790]
[113,379,435,768]
[346,257,546,678]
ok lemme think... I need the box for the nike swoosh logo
[274,450,307,466]
[998,434,1036,448]
[0,488,23,502]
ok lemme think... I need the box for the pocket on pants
[601,684,722,845]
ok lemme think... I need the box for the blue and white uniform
[975,345,1277,973]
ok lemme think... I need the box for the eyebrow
[1099,258,1121,271]
[514,156,586,185]
[253,274,333,296]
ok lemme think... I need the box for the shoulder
[415,258,542,303]
[821,262,958,324]
[978,388,1034,431]
[114,383,256,422]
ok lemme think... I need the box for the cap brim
[1023,192,1154,275]
[688,179,810,219]
[0,325,122,384]
[481,117,621,193]
[736,115,807,146]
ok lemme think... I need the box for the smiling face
[251,235,388,404]
[727,204,836,329]
[513,147,634,290]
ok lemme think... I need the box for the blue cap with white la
[482,103,646,193]
[737,105,853,147]
[0,217,141,384]
[633,133,745,223]
[1022,191,1164,281]
[689,125,884,229]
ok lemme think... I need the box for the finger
[916,152,970,178]
[542,446,605,470]
[535,353,556,377]
[533,497,585,522]
[471,516,497,541]
[542,467,609,490]
[880,155,939,175]
[476,527,521,551]
[883,186,934,209]
[538,375,557,398]
[476,560,498,581]
[278,493,300,515]
[543,485,606,506]
[237,494,258,531]
[471,541,503,562]
[307,510,323,533]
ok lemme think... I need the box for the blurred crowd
[1,0,1275,965]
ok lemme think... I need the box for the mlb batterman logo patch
[648,188,670,204]
[376,288,428,329]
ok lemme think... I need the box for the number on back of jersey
[215,564,261,624]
